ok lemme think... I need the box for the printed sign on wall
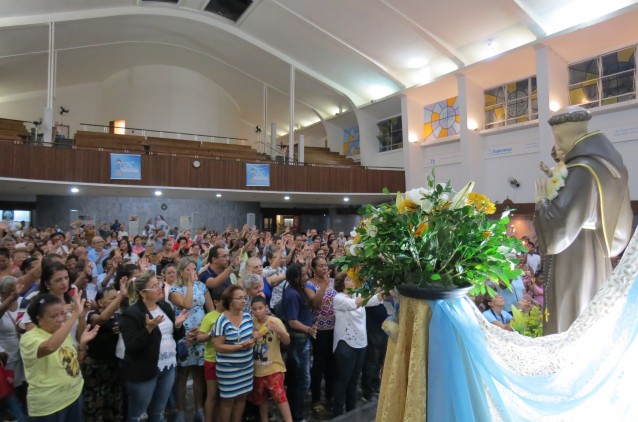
[246,164,270,187]
[110,154,142,180]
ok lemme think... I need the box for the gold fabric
[376,297,431,422]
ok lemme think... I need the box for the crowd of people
[0,219,391,422]
[474,237,547,331]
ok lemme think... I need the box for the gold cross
[544,308,550,322]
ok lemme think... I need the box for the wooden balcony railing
[0,142,405,194]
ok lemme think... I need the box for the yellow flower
[467,192,496,214]
[482,230,492,239]
[354,233,361,244]
[399,199,418,213]
[415,221,429,237]
[467,192,488,206]
[347,266,365,287]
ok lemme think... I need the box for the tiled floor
[175,382,379,421]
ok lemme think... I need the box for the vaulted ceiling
[1,0,638,132]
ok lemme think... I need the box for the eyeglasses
[232,296,246,301]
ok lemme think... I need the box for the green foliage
[510,305,544,338]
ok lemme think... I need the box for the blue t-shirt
[261,276,272,303]
[281,287,313,328]
[497,277,525,314]
[198,268,232,290]
[483,309,513,325]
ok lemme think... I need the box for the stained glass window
[484,77,537,129]
[423,97,461,142]
[569,46,636,108]
[343,128,360,158]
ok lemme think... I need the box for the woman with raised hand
[281,264,317,422]
[331,271,383,416]
[120,272,188,422]
[305,256,336,415]
[20,293,99,421]
[0,276,27,422]
[169,257,213,422]
[83,279,129,422]
[24,261,87,345]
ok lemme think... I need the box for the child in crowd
[197,287,225,422]
[249,296,292,422]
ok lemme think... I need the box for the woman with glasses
[119,272,189,422]
[214,285,260,422]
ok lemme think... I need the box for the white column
[536,45,569,165]
[289,66,295,162]
[457,74,485,189]
[263,83,268,155]
[401,94,426,189]
[43,22,56,144]
[270,122,277,160]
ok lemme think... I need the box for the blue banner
[246,163,270,187]
[110,153,142,180]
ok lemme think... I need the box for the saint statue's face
[551,120,588,156]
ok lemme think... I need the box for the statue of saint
[534,106,632,335]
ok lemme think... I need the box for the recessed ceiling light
[216,193,222,198]
[70,187,79,193]
[344,197,350,202]
[70,209,78,212]
[154,190,162,196]
[284,196,290,200]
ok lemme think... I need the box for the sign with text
[110,153,141,180]
[484,141,539,159]
[246,164,270,187]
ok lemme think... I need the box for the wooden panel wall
[0,143,405,193]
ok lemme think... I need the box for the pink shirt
[307,279,336,331]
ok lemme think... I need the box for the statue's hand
[535,177,548,204]
[539,161,552,177]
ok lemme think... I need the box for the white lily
[449,180,475,209]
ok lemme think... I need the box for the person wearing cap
[534,106,632,335]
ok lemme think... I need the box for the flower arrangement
[334,173,525,297]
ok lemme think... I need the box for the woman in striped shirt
[214,285,261,422]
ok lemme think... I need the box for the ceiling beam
[375,0,466,69]
[269,0,406,89]
[504,0,546,38]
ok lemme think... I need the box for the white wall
[0,82,103,136]
[101,65,241,138]
[0,65,244,142]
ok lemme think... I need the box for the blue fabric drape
[427,263,638,421]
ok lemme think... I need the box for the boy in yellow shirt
[248,296,292,422]
[197,287,224,422]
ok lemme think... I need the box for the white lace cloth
[464,227,638,421]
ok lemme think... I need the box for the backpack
[272,282,287,319]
